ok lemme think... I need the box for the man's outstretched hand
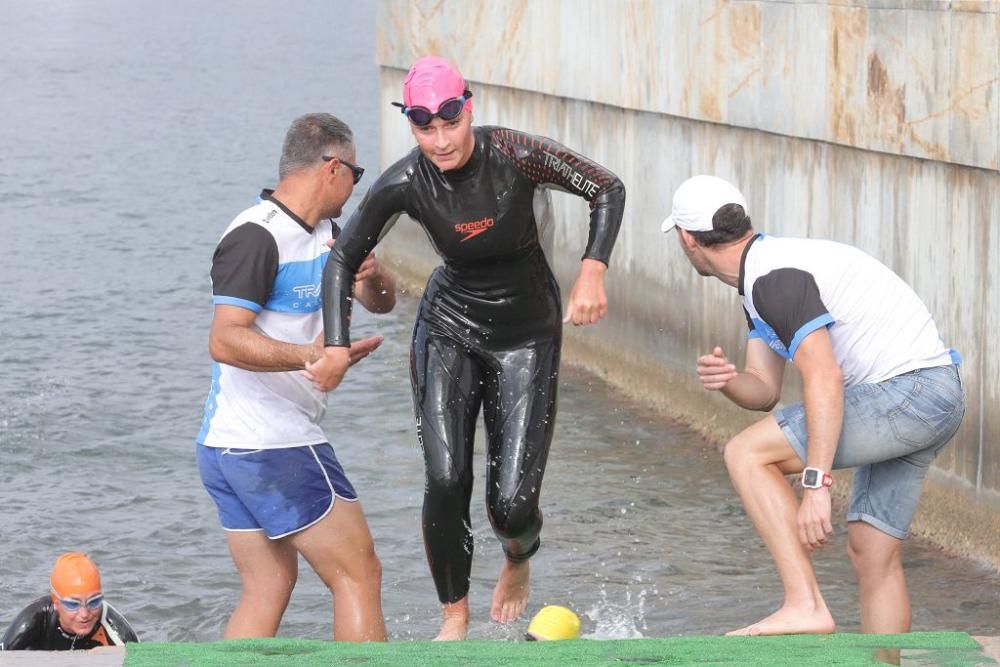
[696,346,738,391]
[302,335,384,392]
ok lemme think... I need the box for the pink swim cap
[403,56,472,113]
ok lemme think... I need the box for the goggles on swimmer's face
[57,593,104,613]
[392,90,472,127]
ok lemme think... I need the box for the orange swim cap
[50,552,102,598]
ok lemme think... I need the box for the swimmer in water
[1,552,139,651]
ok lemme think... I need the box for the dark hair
[688,203,753,247]
[278,113,354,180]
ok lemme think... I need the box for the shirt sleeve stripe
[789,314,836,358]
[213,296,263,313]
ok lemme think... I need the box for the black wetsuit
[1,596,139,650]
[323,125,625,603]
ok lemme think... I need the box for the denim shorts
[774,364,965,539]
[197,442,358,539]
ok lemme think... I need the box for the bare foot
[434,598,469,641]
[491,559,530,623]
[725,603,835,636]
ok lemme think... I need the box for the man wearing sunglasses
[197,113,395,641]
[310,56,626,640]
[1,552,138,651]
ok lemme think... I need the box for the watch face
[803,469,819,487]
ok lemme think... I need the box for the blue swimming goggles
[57,593,104,612]
[392,90,473,127]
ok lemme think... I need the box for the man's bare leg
[290,500,386,642]
[491,558,530,623]
[723,416,836,636]
[224,531,298,638]
[435,597,470,641]
[848,521,910,633]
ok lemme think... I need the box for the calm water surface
[1,0,997,643]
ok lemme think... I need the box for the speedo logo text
[455,216,495,242]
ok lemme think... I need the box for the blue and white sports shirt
[197,192,339,448]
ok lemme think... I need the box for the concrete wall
[373,0,1000,567]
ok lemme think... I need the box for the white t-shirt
[197,193,338,448]
[740,234,957,386]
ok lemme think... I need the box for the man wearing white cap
[662,175,964,636]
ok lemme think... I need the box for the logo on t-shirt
[455,217,495,242]
[752,318,791,359]
[293,284,321,299]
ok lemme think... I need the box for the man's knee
[722,421,795,473]
[336,546,383,589]
[359,549,383,584]
[847,529,903,576]
[722,433,752,472]
[241,570,297,601]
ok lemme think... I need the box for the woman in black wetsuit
[308,56,625,640]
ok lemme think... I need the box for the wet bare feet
[434,598,469,641]
[491,559,530,623]
[726,603,835,636]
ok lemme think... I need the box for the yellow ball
[527,605,581,641]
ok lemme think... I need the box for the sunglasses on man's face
[392,90,473,127]
[58,594,104,612]
[321,156,365,185]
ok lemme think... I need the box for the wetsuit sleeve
[103,604,139,644]
[322,157,413,347]
[1,598,48,650]
[490,127,626,265]
[210,223,279,313]
[751,268,835,358]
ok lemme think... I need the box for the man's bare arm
[698,337,786,411]
[209,305,319,372]
[791,328,843,474]
[791,327,842,549]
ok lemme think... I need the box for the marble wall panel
[725,0,764,129]
[377,0,999,171]
[949,9,1000,169]
[903,8,952,161]
[862,8,909,155]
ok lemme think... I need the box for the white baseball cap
[661,175,747,233]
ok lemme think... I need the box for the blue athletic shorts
[197,442,358,539]
[774,364,964,539]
